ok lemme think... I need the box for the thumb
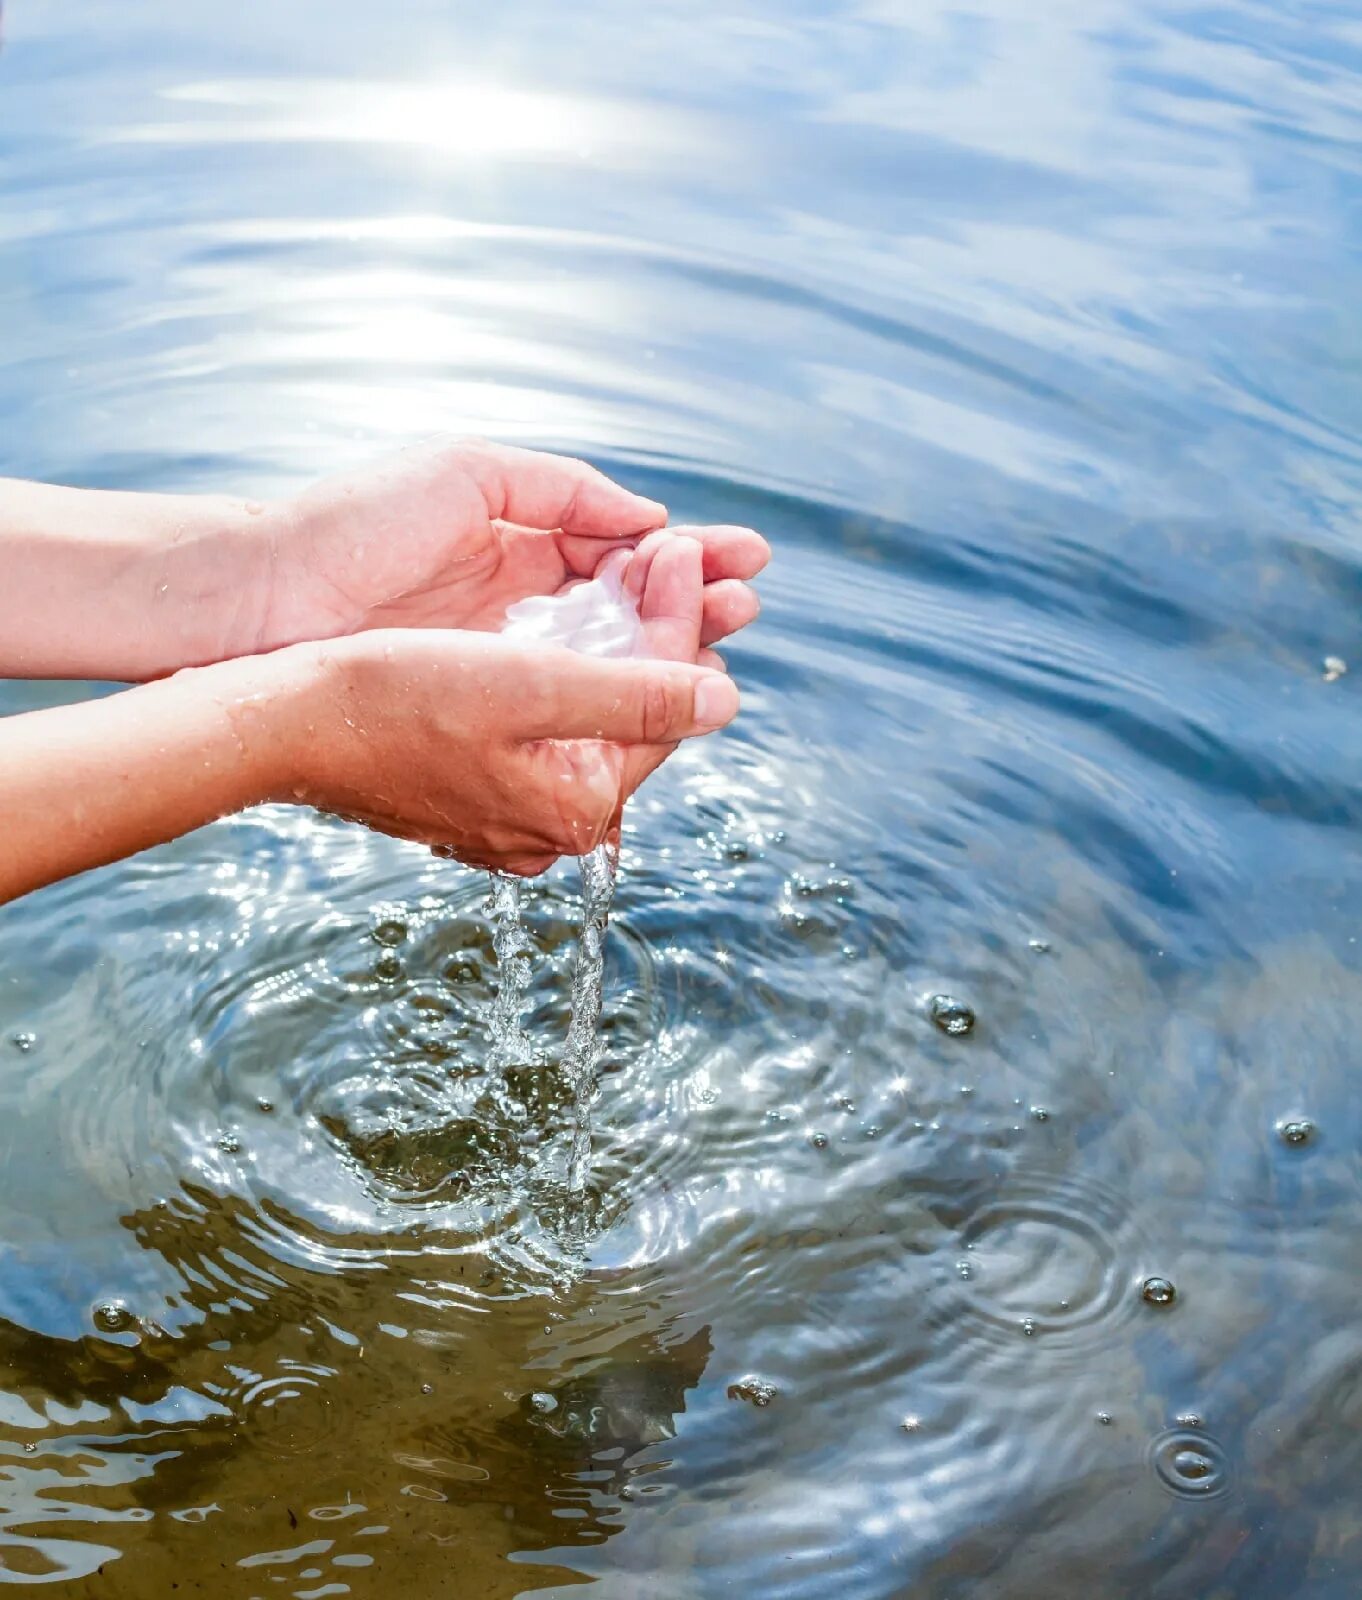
[518,653,739,745]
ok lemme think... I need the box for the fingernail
[695,674,739,730]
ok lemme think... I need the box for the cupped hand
[258,437,768,657]
[284,625,738,875]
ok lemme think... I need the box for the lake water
[3,1,1362,1594]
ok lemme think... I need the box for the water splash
[487,872,534,1073]
[561,840,620,1192]
[492,560,643,1196]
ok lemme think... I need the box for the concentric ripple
[929,1173,1143,1352]
[1150,1426,1233,1500]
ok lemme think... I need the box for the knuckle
[640,678,676,745]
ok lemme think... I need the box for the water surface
[2,1,1362,1594]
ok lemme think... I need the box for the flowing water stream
[2,1,1362,1596]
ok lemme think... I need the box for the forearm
[0,478,277,680]
[0,655,306,906]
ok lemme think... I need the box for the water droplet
[371,917,408,948]
[1173,1448,1211,1479]
[420,1383,434,1395]
[863,1124,881,1140]
[1142,1276,1177,1307]
[1029,1106,1050,1122]
[22,1441,36,1453]
[929,995,975,1037]
[527,1392,558,1415]
[727,1376,778,1408]
[809,1131,829,1150]
[92,1301,135,1335]
[256,1097,275,1115]
[1323,655,1348,683]
[619,1484,636,1501]
[1278,1118,1314,1147]
[1028,939,1052,955]
[10,1031,36,1052]
[1096,1411,1113,1426]
[1021,1317,1037,1337]
[955,1260,973,1280]
[218,1133,241,1155]
[900,1414,922,1433]
[1175,1412,1203,1429]
[374,952,403,983]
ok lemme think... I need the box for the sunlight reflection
[110,78,692,168]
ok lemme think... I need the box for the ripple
[235,1363,340,1459]
[1150,1426,1232,1500]
[930,1173,1140,1352]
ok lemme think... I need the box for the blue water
[3,1,1362,1594]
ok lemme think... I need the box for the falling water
[491,563,641,1192]
[561,840,619,1191]
[486,872,533,1071]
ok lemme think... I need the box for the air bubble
[218,1133,242,1155]
[1142,1276,1177,1307]
[900,1415,922,1434]
[374,953,403,983]
[1029,1106,1050,1122]
[929,995,975,1037]
[92,1301,135,1335]
[1151,1426,1229,1498]
[256,1097,275,1114]
[1096,1411,1113,1426]
[1323,655,1348,683]
[727,1376,777,1408]
[1277,1118,1314,1147]
[527,1392,558,1415]
[1028,939,1052,954]
[10,1032,35,1052]
[371,916,408,948]
[809,1132,829,1150]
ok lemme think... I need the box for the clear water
[2,1,1362,1595]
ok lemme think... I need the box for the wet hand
[268,626,739,874]
[258,437,768,657]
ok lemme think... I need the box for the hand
[257,437,768,658]
[280,627,739,875]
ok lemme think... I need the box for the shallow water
[3,0,1362,1594]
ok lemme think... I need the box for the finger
[637,535,704,665]
[669,524,771,582]
[500,854,559,877]
[701,579,761,646]
[621,528,674,610]
[698,647,726,671]
[457,439,667,537]
[518,652,739,743]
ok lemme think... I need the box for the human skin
[0,566,737,903]
[0,437,768,681]
[0,444,760,903]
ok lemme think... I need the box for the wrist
[174,643,332,808]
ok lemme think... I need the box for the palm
[270,439,767,654]
[361,520,606,633]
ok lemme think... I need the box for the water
[2,0,1362,1595]
[560,842,620,1193]
[486,872,533,1071]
